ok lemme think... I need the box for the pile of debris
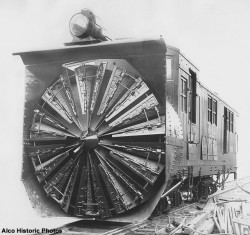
[155,178,250,235]
[213,200,250,234]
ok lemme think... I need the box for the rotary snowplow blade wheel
[26,59,167,219]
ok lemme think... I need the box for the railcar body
[166,49,238,180]
[14,11,238,223]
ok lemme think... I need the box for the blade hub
[81,133,99,149]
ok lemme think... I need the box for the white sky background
[0,0,250,229]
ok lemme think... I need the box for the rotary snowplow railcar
[14,9,238,223]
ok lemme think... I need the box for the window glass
[212,99,217,125]
[225,108,234,132]
[208,95,217,125]
[208,96,212,123]
[230,112,234,132]
[180,77,187,112]
[166,59,172,79]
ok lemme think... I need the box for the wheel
[25,59,166,219]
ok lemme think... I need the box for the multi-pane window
[227,110,230,131]
[180,77,187,112]
[212,99,217,125]
[228,110,234,132]
[208,95,217,125]
[223,107,235,153]
[188,72,197,124]
[208,96,212,123]
[230,112,234,132]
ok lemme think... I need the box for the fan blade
[30,123,75,141]
[100,142,165,163]
[74,152,99,217]
[90,62,108,112]
[89,153,112,218]
[43,155,80,203]
[42,78,81,130]
[33,104,69,132]
[105,78,149,122]
[33,146,78,183]
[105,116,165,137]
[97,66,135,116]
[61,160,80,212]
[103,147,164,185]
[101,155,145,202]
[97,162,128,214]
[60,73,83,130]
[74,64,97,125]
[109,94,160,128]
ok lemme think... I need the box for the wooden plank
[233,218,250,227]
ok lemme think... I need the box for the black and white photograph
[1,0,250,234]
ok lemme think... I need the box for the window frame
[229,110,234,132]
[180,76,187,113]
[231,112,234,132]
[208,96,212,123]
[212,99,217,125]
[208,95,217,125]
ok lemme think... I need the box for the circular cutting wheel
[27,59,166,219]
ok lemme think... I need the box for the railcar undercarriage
[155,172,232,215]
